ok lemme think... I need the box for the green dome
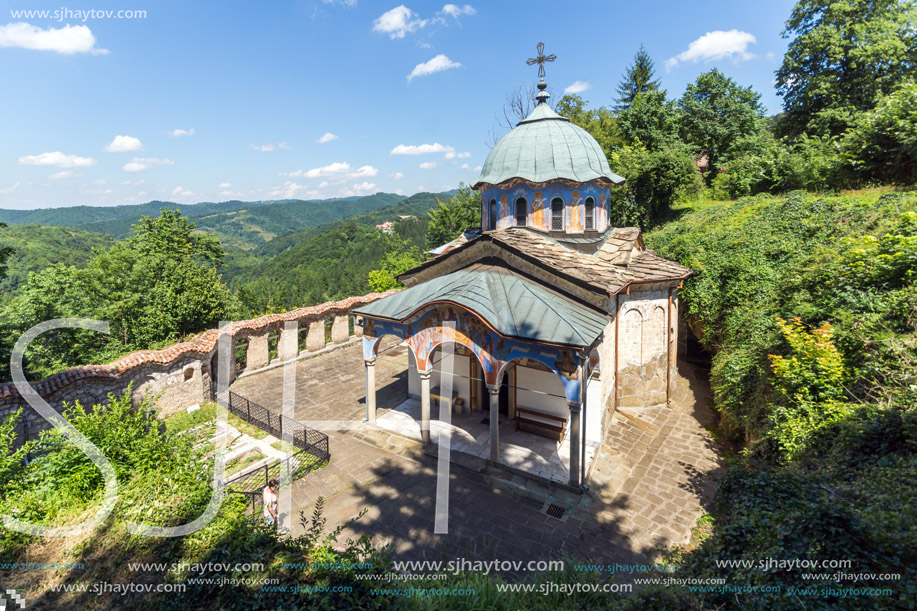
[474,103,624,188]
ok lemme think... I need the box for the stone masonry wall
[0,291,398,446]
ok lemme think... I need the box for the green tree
[425,184,481,249]
[0,223,14,279]
[0,210,230,378]
[678,69,766,180]
[841,83,917,185]
[776,0,917,138]
[615,45,661,111]
[368,235,423,292]
[555,95,622,159]
[617,90,681,151]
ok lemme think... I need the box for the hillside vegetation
[643,188,916,609]
[0,225,116,302]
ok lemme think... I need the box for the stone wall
[0,291,397,447]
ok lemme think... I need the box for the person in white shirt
[263,479,279,528]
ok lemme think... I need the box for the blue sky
[0,0,797,210]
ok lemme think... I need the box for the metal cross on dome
[526,42,556,79]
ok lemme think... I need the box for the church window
[585,196,595,230]
[489,198,497,229]
[551,198,563,230]
[515,197,527,226]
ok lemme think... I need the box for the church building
[354,46,691,490]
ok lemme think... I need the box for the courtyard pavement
[230,339,723,572]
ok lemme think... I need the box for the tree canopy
[615,45,661,111]
[678,69,766,178]
[425,184,481,250]
[776,0,917,138]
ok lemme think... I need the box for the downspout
[580,353,588,490]
[667,287,673,405]
[613,293,619,411]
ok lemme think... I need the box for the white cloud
[666,29,757,70]
[0,182,20,195]
[103,135,143,153]
[341,182,377,196]
[270,181,308,199]
[91,179,106,186]
[250,141,290,152]
[171,186,195,199]
[373,6,428,39]
[0,22,108,54]
[123,157,174,172]
[440,4,475,18]
[323,0,357,6]
[219,182,232,188]
[390,142,454,155]
[168,128,195,137]
[316,132,339,144]
[460,163,471,170]
[19,151,98,168]
[389,172,405,179]
[138,190,147,196]
[473,165,481,171]
[444,150,471,159]
[408,54,461,81]
[419,161,438,170]
[280,162,378,183]
[564,80,590,95]
[49,170,78,179]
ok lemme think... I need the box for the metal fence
[225,445,325,512]
[212,386,330,463]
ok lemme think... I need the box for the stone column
[419,370,432,445]
[364,359,376,423]
[246,332,270,370]
[354,316,364,337]
[306,320,325,352]
[331,315,349,344]
[568,400,582,488]
[488,384,500,463]
[279,324,298,360]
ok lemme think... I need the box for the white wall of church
[584,375,602,445]
[407,348,471,406]
[515,365,568,421]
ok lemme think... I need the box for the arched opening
[488,198,497,230]
[514,197,527,226]
[368,333,412,413]
[584,196,595,231]
[551,197,564,231]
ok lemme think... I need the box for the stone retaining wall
[0,291,397,446]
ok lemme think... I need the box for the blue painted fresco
[480,180,611,233]
[362,303,584,402]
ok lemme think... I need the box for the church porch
[374,395,600,486]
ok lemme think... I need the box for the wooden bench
[430,390,464,413]
[514,406,567,442]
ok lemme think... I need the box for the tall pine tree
[615,45,661,111]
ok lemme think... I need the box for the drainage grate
[546,504,566,519]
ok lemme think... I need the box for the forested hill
[0,192,415,251]
[0,225,116,301]
[0,199,258,227]
[251,191,447,258]
[223,192,446,312]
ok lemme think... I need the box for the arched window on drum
[515,197,527,226]
[584,196,595,231]
[489,198,497,230]
[551,197,564,231]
